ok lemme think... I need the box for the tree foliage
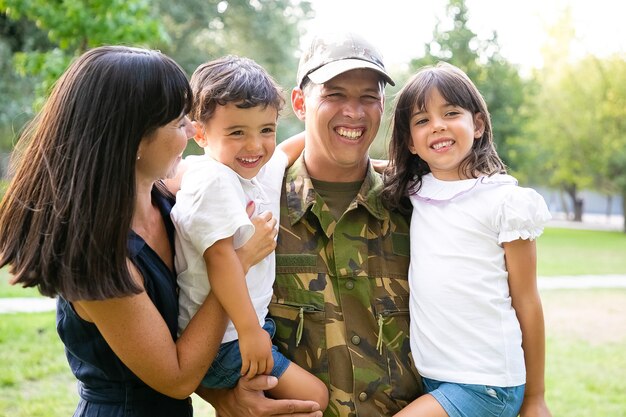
[510,9,626,227]
[0,0,313,150]
[154,0,313,140]
[0,12,51,150]
[407,0,526,169]
[517,54,626,227]
[1,0,166,103]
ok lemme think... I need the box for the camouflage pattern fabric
[269,155,423,417]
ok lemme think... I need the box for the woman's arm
[504,238,552,417]
[74,261,227,399]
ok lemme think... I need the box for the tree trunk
[573,198,584,222]
[564,184,583,222]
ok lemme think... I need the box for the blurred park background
[1,0,625,230]
[0,0,625,416]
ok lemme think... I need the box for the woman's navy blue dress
[57,189,192,416]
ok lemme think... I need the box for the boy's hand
[236,208,277,273]
[239,325,274,379]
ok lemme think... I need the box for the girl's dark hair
[382,62,506,212]
[190,55,284,123]
[0,45,192,300]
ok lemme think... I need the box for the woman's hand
[236,205,278,273]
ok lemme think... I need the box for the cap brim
[307,59,395,87]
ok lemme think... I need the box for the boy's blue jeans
[200,318,290,389]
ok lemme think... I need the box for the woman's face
[136,115,194,182]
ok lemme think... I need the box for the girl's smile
[408,87,484,181]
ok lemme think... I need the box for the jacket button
[351,335,361,345]
[358,392,368,401]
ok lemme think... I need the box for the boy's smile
[195,102,278,179]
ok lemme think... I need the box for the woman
[0,45,275,416]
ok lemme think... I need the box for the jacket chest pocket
[269,278,328,381]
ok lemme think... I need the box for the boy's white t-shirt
[408,173,551,387]
[171,149,287,343]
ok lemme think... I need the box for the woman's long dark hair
[382,62,506,213]
[0,45,192,300]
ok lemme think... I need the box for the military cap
[296,32,395,88]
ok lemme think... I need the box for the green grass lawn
[0,268,40,298]
[1,290,625,417]
[0,313,76,417]
[0,312,215,416]
[537,227,626,276]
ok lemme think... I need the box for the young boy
[170,55,328,408]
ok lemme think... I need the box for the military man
[202,32,422,417]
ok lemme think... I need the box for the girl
[382,62,552,417]
[0,46,282,417]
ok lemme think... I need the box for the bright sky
[303,0,626,74]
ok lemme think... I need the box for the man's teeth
[336,128,363,139]
[432,140,453,150]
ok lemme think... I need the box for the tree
[154,0,313,142]
[0,12,52,152]
[598,56,626,231]
[406,0,526,169]
[1,0,166,105]
[508,9,626,225]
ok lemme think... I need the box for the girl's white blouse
[408,173,551,387]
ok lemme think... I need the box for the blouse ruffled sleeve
[497,187,552,244]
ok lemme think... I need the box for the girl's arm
[277,132,304,166]
[204,237,274,379]
[504,238,552,417]
[73,261,227,399]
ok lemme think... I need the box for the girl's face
[408,87,484,181]
[136,115,194,182]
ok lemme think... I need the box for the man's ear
[192,121,208,147]
[474,113,486,139]
[291,88,306,121]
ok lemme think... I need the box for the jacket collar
[284,153,388,226]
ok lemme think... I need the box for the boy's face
[196,102,278,179]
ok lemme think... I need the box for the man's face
[293,69,384,181]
